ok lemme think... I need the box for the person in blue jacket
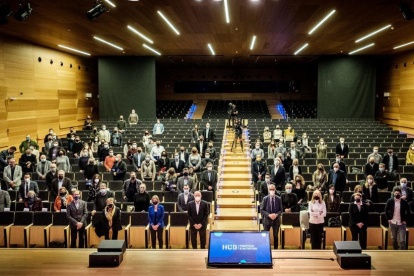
[148,195,164,249]
[153,119,165,136]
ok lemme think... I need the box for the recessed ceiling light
[127,25,154,44]
[208,43,215,55]
[105,0,116,7]
[294,43,308,55]
[349,43,375,55]
[143,44,161,55]
[224,0,230,23]
[93,36,123,50]
[394,41,414,49]
[355,25,391,43]
[157,11,180,35]
[308,10,336,35]
[58,45,91,56]
[250,35,256,50]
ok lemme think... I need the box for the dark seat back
[324,212,341,227]
[0,211,14,225]
[131,212,149,226]
[53,212,69,226]
[120,212,131,226]
[201,191,213,202]
[170,212,188,227]
[281,212,300,227]
[14,211,34,226]
[367,212,380,227]
[164,192,179,203]
[33,211,53,226]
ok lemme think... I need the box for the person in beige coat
[316,138,328,159]
[141,154,156,181]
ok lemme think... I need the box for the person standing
[123,172,142,202]
[66,190,88,248]
[0,188,11,211]
[111,154,127,181]
[202,122,215,142]
[102,198,122,240]
[128,109,139,125]
[152,119,164,136]
[177,184,194,212]
[260,184,282,249]
[385,188,409,250]
[133,184,150,212]
[148,195,164,249]
[348,192,368,249]
[187,191,209,249]
[323,184,340,212]
[201,162,218,214]
[3,158,22,190]
[308,190,326,249]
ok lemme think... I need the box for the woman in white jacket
[308,190,326,249]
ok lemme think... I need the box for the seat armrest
[4,224,13,248]
[24,223,34,248]
[43,224,53,248]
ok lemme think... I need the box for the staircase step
[218,189,254,198]
[217,197,256,207]
[215,208,257,220]
[213,219,259,231]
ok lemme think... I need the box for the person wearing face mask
[382,147,399,176]
[110,127,123,147]
[202,123,216,142]
[350,185,367,202]
[45,135,54,153]
[91,136,100,153]
[187,191,209,249]
[71,136,84,158]
[301,133,312,154]
[364,157,379,179]
[289,142,302,161]
[54,187,73,212]
[99,143,110,165]
[18,173,39,201]
[103,149,116,172]
[84,158,99,181]
[19,134,39,153]
[270,159,286,191]
[92,183,114,214]
[252,155,266,183]
[267,141,277,160]
[127,142,139,164]
[134,183,150,212]
[335,137,349,159]
[188,147,201,172]
[46,164,58,191]
[51,132,63,148]
[195,136,207,158]
[385,187,410,250]
[200,151,214,171]
[66,190,88,248]
[284,125,295,142]
[275,142,286,159]
[78,150,90,172]
[273,125,283,142]
[330,154,347,178]
[293,175,306,204]
[263,126,272,143]
[51,170,72,200]
[142,131,153,154]
[201,162,218,213]
[141,154,156,181]
[117,115,127,134]
[19,149,37,173]
[48,139,63,161]
[406,143,414,165]
[0,146,16,171]
[0,186,11,212]
[23,190,43,211]
[295,139,306,158]
[84,115,93,130]
[148,195,165,249]
[323,184,340,212]
[128,109,139,125]
[132,147,146,172]
[177,184,194,212]
[260,184,283,249]
[251,143,265,162]
[363,175,378,203]
[192,125,201,143]
[99,198,122,240]
[308,190,326,249]
[312,164,328,191]
[44,128,54,144]
[283,153,293,172]
[164,168,178,191]
[66,134,76,153]
[178,147,190,165]
[392,178,413,205]
[111,154,127,181]
[87,174,102,202]
[177,167,195,192]
[328,163,347,193]
[315,139,327,159]
[89,127,99,141]
[98,125,111,143]
[4,158,23,190]
[55,149,71,173]
[367,146,382,164]
[289,158,302,181]
[348,192,368,249]
[66,127,76,139]
[170,152,185,176]
[374,163,391,192]
[206,143,217,160]
[281,183,298,212]
[158,151,170,172]
[150,140,165,163]
[152,119,165,135]
[123,139,132,158]
[260,173,276,200]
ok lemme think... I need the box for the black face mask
[153,201,158,205]
[183,172,188,176]
[355,198,361,203]
[58,176,63,180]
[314,196,319,200]
[108,203,114,208]
[395,194,401,199]
[60,192,66,197]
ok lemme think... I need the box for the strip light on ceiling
[105,0,116,7]
[224,0,230,23]
[355,25,391,43]
[394,41,414,49]
[294,43,308,55]
[308,10,336,35]
[127,25,154,44]
[143,44,161,55]
[250,36,256,50]
[157,11,180,35]
[93,36,123,50]
[349,43,375,55]
[208,43,215,55]
[58,45,91,56]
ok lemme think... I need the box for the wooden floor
[1,249,413,275]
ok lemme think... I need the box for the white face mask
[373,149,378,153]
[269,190,275,196]
[334,168,339,172]
[184,189,189,194]
[94,179,100,183]
[132,145,137,149]
[329,189,335,194]
[102,127,106,130]
[207,167,213,171]
[195,196,201,202]
[320,142,324,145]
[368,179,373,184]
[265,178,270,183]
[256,146,260,149]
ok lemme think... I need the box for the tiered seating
[203,100,271,119]
[281,100,317,118]
[156,100,193,119]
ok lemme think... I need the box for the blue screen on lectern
[207,232,272,267]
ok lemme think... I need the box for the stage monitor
[207,231,273,269]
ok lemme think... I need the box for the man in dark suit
[46,163,58,191]
[364,157,379,179]
[328,163,347,193]
[170,153,185,176]
[132,148,146,172]
[51,170,72,200]
[392,178,413,205]
[374,163,391,192]
[202,123,216,142]
[0,146,15,171]
[111,154,127,181]
[19,149,37,173]
[177,184,194,212]
[92,183,115,213]
[195,136,207,157]
[385,187,410,250]
[18,173,39,201]
[348,192,369,249]
[200,151,214,171]
[270,159,286,191]
[260,184,283,249]
[178,147,190,165]
[382,148,399,174]
[335,137,349,158]
[252,155,266,183]
[201,162,218,214]
[260,173,276,200]
[330,154,347,177]
[187,191,209,249]
[66,190,88,248]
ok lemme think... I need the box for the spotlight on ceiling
[400,1,414,20]
[14,2,32,22]
[87,1,107,20]
[0,2,12,25]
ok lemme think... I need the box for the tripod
[231,126,244,153]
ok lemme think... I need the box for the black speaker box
[337,253,371,269]
[89,252,123,267]
[97,240,126,253]
[333,241,362,255]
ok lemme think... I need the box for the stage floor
[0,249,413,275]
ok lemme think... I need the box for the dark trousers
[264,223,280,249]
[104,228,119,240]
[190,228,206,249]
[150,227,163,249]
[350,225,367,249]
[309,223,324,249]
[70,226,85,248]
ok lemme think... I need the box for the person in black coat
[335,137,349,158]
[111,154,127,181]
[92,183,115,213]
[19,149,37,173]
[99,198,122,240]
[363,175,378,203]
[374,163,391,191]
[385,187,410,250]
[170,153,185,176]
[392,179,414,205]
[178,147,189,165]
[281,183,298,212]
[382,148,399,174]
[364,157,379,179]
[252,155,266,182]
[202,123,216,142]
[84,159,99,181]
[270,159,286,191]
[158,151,170,172]
[330,154,348,177]
[260,174,276,200]
[328,163,347,193]
[348,192,369,249]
